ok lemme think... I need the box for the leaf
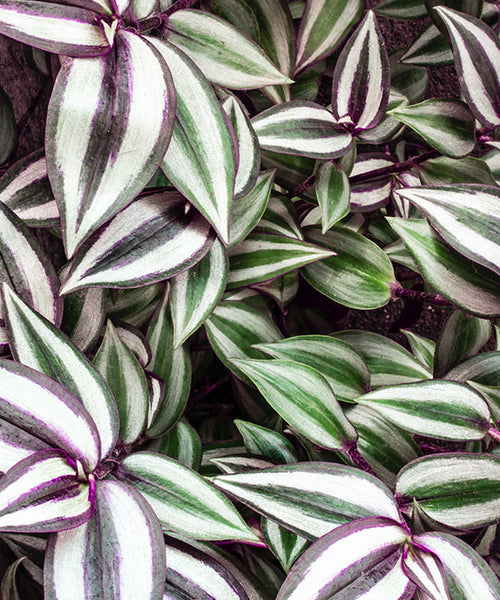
[46,29,176,257]
[207,0,260,42]
[400,24,453,67]
[146,287,191,438]
[126,0,157,20]
[419,156,497,186]
[0,85,16,166]
[315,161,350,232]
[390,99,476,158]
[396,453,500,530]
[0,1,112,57]
[349,153,396,212]
[332,11,390,131]
[114,322,152,368]
[333,330,432,387]
[252,271,299,309]
[258,194,303,239]
[295,0,363,73]
[1,533,45,586]
[436,6,500,127]
[170,238,227,348]
[402,545,450,600]
[147,420,202,471]
[357,380,491,442]
[44,478,166,600]
[276,518,413,600]
[261,518,309,573]
[2,284,118,460]
[148,38,235,243]
[0,557,24,600]
[94,321,148,445]
[401,330,435,371]
[251,101,352,160]
[228,231,335,289]
[235,420,297,464]
[106,283,163,328]
[0,419,50,475]
[396,185,500,277]
[375,0,427,19]
[165,9,293,89]
[60,192,214,294]
[0,360,101,472]
[116,451,258,542]
[214,463,402,540]
[357,89,409,145]
[414,532,500,600]
[444,351,500,387]
[388,218,500,317]
[254,334,370,402]
[301,226,397,310]
[0,449,92,533]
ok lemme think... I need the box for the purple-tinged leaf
[0,419,49,475]
[45,478,166,600]
[262,517,309,573]
[0,449,92,533]
[332,11,390,131]
[46,30,176,257]
[349,153,396,212]
[402,544,450,600]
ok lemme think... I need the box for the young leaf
[315,161,350,232]
[106,283,163,328]
[251,101,352,160]
[214,463,402,540]
[44,478,166,600]
[332,11,390,131]
[232,358,357,451]
[60,192,214,294]
[276,518,413,600]
[235,420,297,464]
[46,29,176,257]
[2,284,119,460]
[147,420,202,471]
[165,9,293,89]
[116,451,258,542]
[261,518,309,573]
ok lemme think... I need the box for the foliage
[0,0,499,598]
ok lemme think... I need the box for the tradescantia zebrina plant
[0,0,500,598]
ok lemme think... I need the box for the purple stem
[345,445,377,477]
[393,285,452,307]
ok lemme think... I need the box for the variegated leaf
[403,544,450,600]
[444,351,500,387]
[402,330,435,373]
[258,194,303,239]
[400,24,453,67]
[145,373,164,430]
[235,419,297,464]
[116,451,259,542]
[276,518,413,600]
[419,156,497,186]
[170,238,227,348]
[252,271,299,309]
[357,89,408,145]
[44,478,166,600]
[0,85,16,166]
[332,11,390,131]
[0,1,112,57]
[214,463,402,540]
[147,420,202,471]
[114,323,151,368]
[396,453,500,530]
[0,360,101,472]
[0,418,50,475]
[437,6,500,127]
[375,0,427,19]
[396,185,500,277]
[106,283,163,328]
[125,0,157,20]
[148,38,235,243]
[349,153,395,212]
[165,9,293,89]
[46,29,176,257]
[2,284,118,460]
[261,517,309,573]
[0,449,92,533]
[206,0,260,42]
[0,556,24,600]
[315,161,350,233]
[251,101,352,160]
[60,192,214,294]
[295,0,363,73]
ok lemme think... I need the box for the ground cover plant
[0,0,499,598]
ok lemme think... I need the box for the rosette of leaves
[0,0,500,599]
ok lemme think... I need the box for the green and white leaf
[114,323,151,368]
[444,351,500,387]
[375,0,427,19]
[235,419,297,464]
[106,284,163,328]
[0,418,49,475]
[258,194,303,239]
[400,24,453,67]
[315,161,350,233]
[261,518,309,573]
[419,156,497,186]
[206,0,260,41]
[147,420,202,471]
[402,330,435,371]
[402,544,450,600]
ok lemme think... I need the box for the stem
[393,285,452,306]
[345,445,377,477]
[349,150,440,185]
[487,427,500,443]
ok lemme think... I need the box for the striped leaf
[401,330,435,371]
[388,218,500,317]
[331,11,390,131]
[251,101,352,160]
[0,1,112,57]
[261,518,309,573]
[276,518,413,600]
[375,0,427,19]
[0,85,16,167]
[419,156,497,186]
[231,358,357,450]
[60,192,214,294]
[149,38,235,243]
[94,321,148,445]
[444,351,500,387]
[145,373,164,430]
[214,463,402,540]
[390,100,476,158]
[0,557,24,600]
[333,330,432,387]
[125,0,157,20]
[402,544,450,600]
[252,271,299,309]
[396,453,500,530]
[206,0,260,42]
[147,420,202,471]
[146,287,191,438]
[165,9,293,89]
[254,335,370,402]
[116,451,258,542]
[468,381,500,423]
[357,89,409,145]
[400,24,453,67]
[0,449,92,533]
[210,455,275,475]
[0,150,58,227]
[295,0,363,73]
[356,380,491,442]
[46,29,176,257]
[44,478,166,600]
[222,95,260,198]
[315,161,350,233]
[0,419,49,475]
[1,533,45,587]
[0,360,101,472]
[114,323,151,368]
[436,6,500,127]
[228,231,335,289]
[349,153,396,212]
[106,283,163,328]
[396,185,500,277]
[258,194,303,239]
[414,532,500,600]
[302,226,396,310]
[235,420,297,464]
[2,285,118,460]
[170,238,227,348]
